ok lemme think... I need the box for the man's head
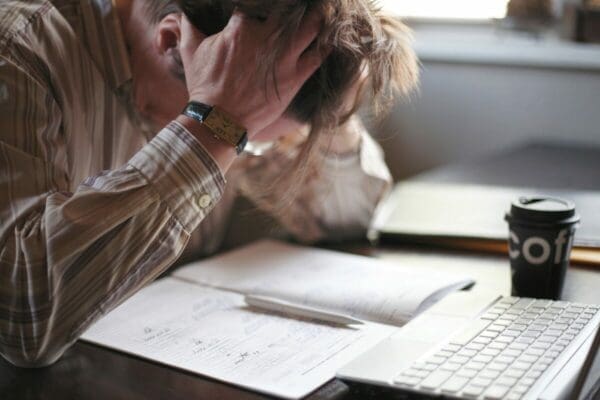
[120,0,418,137]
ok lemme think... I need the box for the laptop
[337,291,600,399]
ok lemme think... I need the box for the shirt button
[198,194,212,209]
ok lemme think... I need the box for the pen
[244,295,364,326]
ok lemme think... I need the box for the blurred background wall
[373,3,600,181]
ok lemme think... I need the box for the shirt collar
[79,0,132,90]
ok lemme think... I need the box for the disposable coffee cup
[505,197,580,300]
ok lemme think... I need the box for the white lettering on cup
[523,237,551,265]
[554,229,568,264]
[509,230,521,259]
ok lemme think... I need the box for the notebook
[81,240,474,399]
[371,181,600,266]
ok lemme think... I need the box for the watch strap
[182,102,248,155]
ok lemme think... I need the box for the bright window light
[379,0,510,20]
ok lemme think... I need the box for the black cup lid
[506,196,580,225]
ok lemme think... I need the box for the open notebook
[82,240,474,399]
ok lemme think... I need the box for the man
[0,0,415,367]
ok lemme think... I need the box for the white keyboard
[394,297,600,399]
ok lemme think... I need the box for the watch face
[204,107,247,150]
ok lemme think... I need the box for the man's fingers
[291,7,323,59]
[179,15,205,65]
[297,46,329,82]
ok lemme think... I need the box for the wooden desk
[1,243,599,400]
[2,142,600,400]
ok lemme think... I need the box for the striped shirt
[0,0,392,367]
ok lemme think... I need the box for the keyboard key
[500,297,520,305]
[473,337,492,345]
[465,361,486,371]
[442,343,462,353]
[545,329,562,337]
[458,349,477,358]
[471,377,493,387]
[481,348,501,357]
[481,312,501,321]
[528,324,547,331]
[481,330,499,339]
[546,350,560,358]
[496,336,513,344]
[513,384,531,394]
[525,348,544,357]
[456,368,478,378]
[522,330,540,338]
[551,344,566,353]
[425,356,447,365]
[513,298,534,309]
[413,370,430,379]
[450,355,470,364]
[440,362,461,372]
[526,370,543,379]
[419,370,453,390]
[440,376,469,393]
[488,324,506,332]
[394,374,421,387]
[503,330,520,337]
[515,337,534,345]
[488,362,509,372]
[532,299,551,308]
[510,323,527,331]
[514,361,532,370]
[450,319,491,346]
[531,342,550,350]
[508,343,528,351]
[466,342,485,351]
[520,354,539,363]
[521,377,536,386]
[484,384,510,399]
[421,363,437,371]
[480,369,501,379]
[537,335,556,343]
[488,342,508,351]
[502,349,522,357]
[462,384,485,398]
[472,354,493,364]
[505,368,525,379]
[496,355,515,364]
[496,376,518,387]
[533,363,550,371]
[506,392,524,400]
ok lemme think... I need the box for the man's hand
[179,9,324,138]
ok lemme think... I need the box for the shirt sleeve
[0,58,225,367]
[236,116,392,243]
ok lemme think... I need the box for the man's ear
[156,14,183,57]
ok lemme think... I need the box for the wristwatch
[182,101,248,155]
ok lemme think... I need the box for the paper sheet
[82,278,393,399]
[173,240,474,326]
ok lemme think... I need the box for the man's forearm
[0,123,224,367]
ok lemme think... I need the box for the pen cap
[505,196,580,228]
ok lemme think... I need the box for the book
[81,240,473,399]
[371,181,600,267]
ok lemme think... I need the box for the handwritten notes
[82,278,393,399]
[174,240,474,326]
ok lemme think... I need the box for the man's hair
[146,0,419,207]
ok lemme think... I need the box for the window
[379,0,510,21]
